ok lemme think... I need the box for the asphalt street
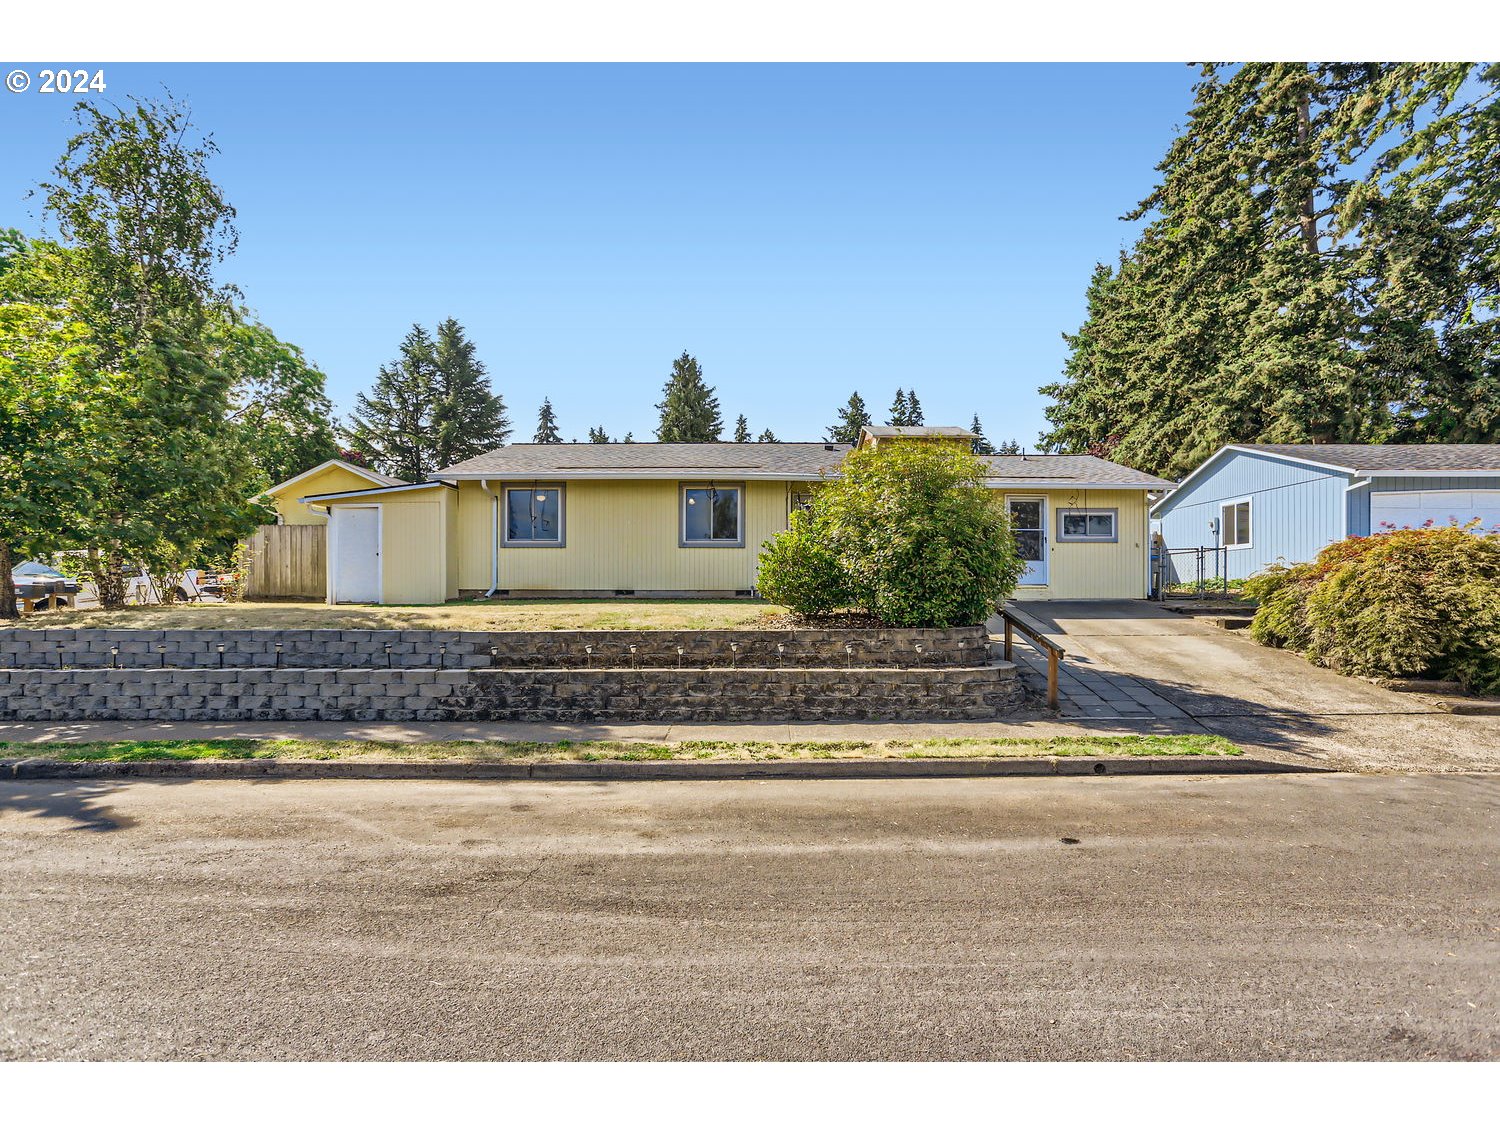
[1,774,1495,1060]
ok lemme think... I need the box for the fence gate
[243,524,326,599]
[1153,543,1230,600]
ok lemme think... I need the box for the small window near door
[1221,499,1251,547]
[1058,508,1117,542]
[504,486,564,545]
[682,485,743,546]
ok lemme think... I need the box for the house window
[1221,499,1251,547]
[504,486,564,545]
[1058,508,1118,542]
[682,484,743,547]
[789,490,814,516]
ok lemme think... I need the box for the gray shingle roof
[438,442,853,479]
[1236,444,1500,473]
[979,454,1174,489]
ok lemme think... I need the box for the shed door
[332,506,381,603]
[1370,489,1500,533]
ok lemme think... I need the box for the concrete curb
[0,755,1318,781]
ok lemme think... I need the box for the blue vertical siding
[1361,475,1500,533]
[1155,451,1354,580]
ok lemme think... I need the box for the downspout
[480,480,499,597]
[1344,477,1372,539]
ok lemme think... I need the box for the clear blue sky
[1,64,1197,445]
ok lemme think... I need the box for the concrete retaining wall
[0,662,1023,723]
[0,626,988,670]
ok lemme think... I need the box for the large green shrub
[1246,524,1500,693]
[757,440,1025,627]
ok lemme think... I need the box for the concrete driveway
[994,601,1499,773]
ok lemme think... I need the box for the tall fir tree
[905,389,925,425]
[655,351,722,441]
[346,324,440,480]
[887,388,909,426]
[969,414,996,455]
[587,425,610,443]
[733,414,751,442]
[431,317,509,467]
[1041,63,1500,477]
[756,428,779,443]
[533,397,561,443]
[827,391,872,443]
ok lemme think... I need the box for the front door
[1008,497,1047,586]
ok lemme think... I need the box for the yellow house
[303,427,1173,604]
[261,459,407,525]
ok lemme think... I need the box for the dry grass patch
[4,734,1241,763]
[11,598,785,632]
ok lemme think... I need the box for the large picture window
[682,484,743,546]
[1221,499,1251,548]
[504,486,564,545]
[1058,508,1117,542]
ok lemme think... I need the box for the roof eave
[436,470,835,482]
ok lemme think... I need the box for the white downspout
[480,480,499,597]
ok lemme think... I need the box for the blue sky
[1,64,1197,445]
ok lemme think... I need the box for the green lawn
[1,734,1241,763]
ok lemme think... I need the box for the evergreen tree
[969,414,996,455]
[827,391,872,443]
[622,431,635,443]
[587,425,610,443]
[431,317,508,468]
[757,428,779,443]
[1041,63,1500,477]
[905,389,925,425]
[346,323,439,480]
[733,414,751,442]
[533,397,561,443]
[655,351,723,441]
[996,439,1022,456]
[887,388,910,426]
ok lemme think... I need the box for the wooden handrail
[996,607,1066,711]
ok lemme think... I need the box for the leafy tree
[217,315,338,485]
[587,425,610,443]
[534,397,561,443]
[827,391,872,443]
[756,428,779,442]
[655,351,722,441]
[887,388,910,426]
[431,317,508,468]
[345,324,439,479]
[0,240,110,616]
[1042,63,1500,478]
[970,413,996,455]
[36,96,264,606]
[733,413,751,442]
[758,440,1023,626]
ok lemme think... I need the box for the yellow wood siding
[1007,488,1151,601]
[267,464,385,525]
[456,479,801,593]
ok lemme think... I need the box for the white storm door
[332,506,381,603]
[1008,497,1048,585]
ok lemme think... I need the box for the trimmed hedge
[1244,524,1500,694]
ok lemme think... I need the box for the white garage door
[331,506,381,603]
[1370,489,1500,533]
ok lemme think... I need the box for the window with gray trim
[504,486,564,545]
[682,485,743,546]
[1221,499,1251,547]
[1057,508,1117,542]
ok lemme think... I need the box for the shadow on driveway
[0,781,137,833]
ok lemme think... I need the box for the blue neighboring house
[1152,444,1500,581]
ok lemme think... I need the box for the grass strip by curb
[0,734,1241,764]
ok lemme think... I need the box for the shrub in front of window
[758,440,1024,627]
[1245,523,1500,693]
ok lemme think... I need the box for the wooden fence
[242,524,326,600]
